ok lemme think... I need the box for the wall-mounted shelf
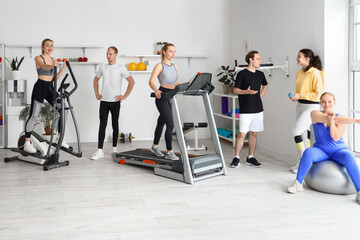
[235,57,289,77]
[120,54,207,67]
[129,71,153,74]
[6,44,104,58]
[58,61,105,72]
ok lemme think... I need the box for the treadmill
[113,72,227,184]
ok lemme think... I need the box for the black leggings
[25,79,66,138]
[153,87,174,150]
[98,101,121,149]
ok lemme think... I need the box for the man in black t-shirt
[230,51,268,168]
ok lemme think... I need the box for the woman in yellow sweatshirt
[288,49,324,174]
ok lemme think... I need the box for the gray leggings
[25,100,69,138]
[25,79,68,138]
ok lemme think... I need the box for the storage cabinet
[212,93,246,147]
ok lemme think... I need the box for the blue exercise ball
[304,160,356,195]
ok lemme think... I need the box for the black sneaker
[246,157,262,168]
[230,157,240,168]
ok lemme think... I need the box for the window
[350,0,360,153]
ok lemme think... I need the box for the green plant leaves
[18,102,60,134]
[217,65,236,86]
[5,56,25,71]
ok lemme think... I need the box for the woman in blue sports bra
[148,43,181,161]
[23,38,68,153]
[288,92,360,204]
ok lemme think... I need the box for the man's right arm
[93,76,102,100]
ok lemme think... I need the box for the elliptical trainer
[4,61,82,171]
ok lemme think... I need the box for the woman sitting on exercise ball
[288,92,360,204]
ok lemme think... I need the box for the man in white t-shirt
[91,46,135,160]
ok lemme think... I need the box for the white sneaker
[112,147,118,153]
[287,180,304,194]
[165,151,179,160]
[290,161,299,174]
[150,145,164,157]
[24,141,37,153]
[61,139,70,149]
[356,191,360,205]
[91,149,104,160]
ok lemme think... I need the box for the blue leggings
[297,147,360,192]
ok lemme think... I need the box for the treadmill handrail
[150,72,214,99]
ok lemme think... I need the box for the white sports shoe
[356,191,360,205]
[287,180,304,194]
[165,151,179,160]
[91,149,104,160]
[24,141,37,153]
[150,145,164,157]
[112,147,118,153]
[61,139,70,149]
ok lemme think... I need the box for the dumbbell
[119,132,134,143]
[288,92,294,98]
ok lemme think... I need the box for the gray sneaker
[150,146,164,157]
[165,151,179,160]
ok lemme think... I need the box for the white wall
[0,0,230,144]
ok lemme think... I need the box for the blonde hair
[320,92,336,101]
[161,43,175,62]
[41,38,53,54]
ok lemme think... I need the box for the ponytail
[299,48,322,72]
[312,55,322,71]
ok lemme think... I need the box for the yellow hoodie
[296,67,324,102]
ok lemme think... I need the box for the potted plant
[5,56,25,80]
[217,65,236,94]
[19,102,60,138]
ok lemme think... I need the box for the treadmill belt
[116,148,196,164]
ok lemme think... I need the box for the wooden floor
[1,139,360,240]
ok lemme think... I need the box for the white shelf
[120,54,207,67]
[6,44,103,48]
[211,93,237,98]
[121,54,207,58]
[129,71,152,74]
[58,61,105,72]
[218,135,234,142]
[59,61,105,65]
[235,58,289,77]
[213,112,239,120]
[6,44,104,58]
[212,93,239,147]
